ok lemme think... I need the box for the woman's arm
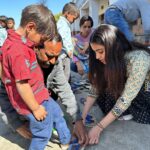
[82,96,96,123]
[88,51,150,144]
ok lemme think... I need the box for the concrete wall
[72,0,143,36]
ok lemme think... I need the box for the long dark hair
[89,24,149,99]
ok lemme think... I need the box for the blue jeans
[25,99,71,150]
[104,7,134,41]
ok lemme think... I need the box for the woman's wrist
[96,122,104,132]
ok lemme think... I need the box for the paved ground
[1,72,150,150]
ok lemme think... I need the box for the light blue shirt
[112,0,150,34]
[57,16,74,55]
[0,25,7,47]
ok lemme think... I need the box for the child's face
[0,20,6,28]
[7,20,14,29]
[66,13,77,24]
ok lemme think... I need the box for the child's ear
[64,11,70,17]
[26,22,36,32]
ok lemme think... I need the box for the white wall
[89,0,100,28]
[109,0,117,5]
[72,0,111,31]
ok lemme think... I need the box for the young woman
[82,24,150,144]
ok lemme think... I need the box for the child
[0,15,7,47]
[57,2,79,81]
[0,4,70,150]
[7,17,15,30]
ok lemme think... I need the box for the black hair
[0,15,7,24]
[7,17,15,23]
[79,15,93,27]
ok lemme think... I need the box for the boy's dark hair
[79,15,94,27]
[0,15,7,24]
[62,2,79,17]
[53,33,62,42]
[7,17,15,23]
[20,4,57,40]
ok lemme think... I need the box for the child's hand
[68,51,73,58]
[33,105,47,121]
[88,125,102,145]
[72,37,78,46]
[76,61,84,75]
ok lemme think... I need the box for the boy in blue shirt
[57,2,79,81]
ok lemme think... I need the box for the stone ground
[1,72,150,149]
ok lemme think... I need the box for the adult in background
[104,0,150,43]
[72,15,94,75]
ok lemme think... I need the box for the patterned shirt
[89,50,150,117]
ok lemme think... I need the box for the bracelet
[96,122,104,131]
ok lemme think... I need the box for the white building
[71,0,117,32]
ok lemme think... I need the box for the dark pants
[97,85,150,124]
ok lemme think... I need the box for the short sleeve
[8,52,31,81]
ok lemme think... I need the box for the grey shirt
[46,57,81,122]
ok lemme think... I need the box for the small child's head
[0,15,7,28]
[7,17,15,29]
[19,4,57,45]
[62,2,79,24]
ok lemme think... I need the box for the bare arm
[16,80,47,121]
[82,96,96,123]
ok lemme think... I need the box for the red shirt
[1,30,49,115]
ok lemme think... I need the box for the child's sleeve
[57,21,74,55]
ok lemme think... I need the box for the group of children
[0,16,15,47]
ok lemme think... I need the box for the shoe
[118,114,133,121]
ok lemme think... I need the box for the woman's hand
[88,125,103,145]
